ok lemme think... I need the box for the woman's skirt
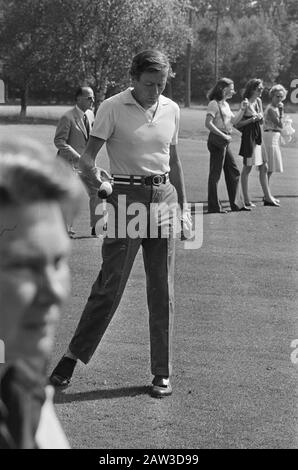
[262,131,283,173]
[243,144,263,167]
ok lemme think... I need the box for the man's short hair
[0,137,82,210]
[130,50,171,80]
[75,86,92,101]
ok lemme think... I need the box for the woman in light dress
[237,79,279,207]
[262,84,287,193]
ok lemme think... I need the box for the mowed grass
[0,104,297,204]
[0,106,298,449]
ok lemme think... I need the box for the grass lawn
[0,106,298,449]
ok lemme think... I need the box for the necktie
[83,114,90,138]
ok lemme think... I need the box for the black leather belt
[264,129,280,133]
[112,173,169,186]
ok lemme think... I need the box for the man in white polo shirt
[50,50,190,398]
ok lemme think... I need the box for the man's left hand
[181,209,193,239]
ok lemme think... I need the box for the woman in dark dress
[237,79,279,207]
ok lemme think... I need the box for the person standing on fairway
[54,86,100,237]
[50,49,191,398]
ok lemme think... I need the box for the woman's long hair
[243,79,263,99]
[207,78,234,101]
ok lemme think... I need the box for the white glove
[80,163,113,191]
[95,167,113,183]
[181,209,193,240]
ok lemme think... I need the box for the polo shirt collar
[122,87,169,106]
[122,88,136,104]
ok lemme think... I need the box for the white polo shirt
[91,88,180,175]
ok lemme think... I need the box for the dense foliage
[0,0,297,113]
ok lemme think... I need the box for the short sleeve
[90,99,115,141]
[206,100,218,117]
[171,105,180,145]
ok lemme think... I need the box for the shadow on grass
[0,116,58,125]
[54,385,151,403]
[72,236,102,240]
[274,194,298,198]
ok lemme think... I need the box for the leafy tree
[41,0,191,104]
[229,16,282,89]
[0,0,50,116]
[0,0,191,114]
[177,0,298,103]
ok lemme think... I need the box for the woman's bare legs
[259,164,279,204]
[241,165,253,206]
[266,170,279,203]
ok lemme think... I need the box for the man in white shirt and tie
[54,86,99,237]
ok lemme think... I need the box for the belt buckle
[152,175,163,186]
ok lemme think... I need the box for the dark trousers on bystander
[207,137,241,212]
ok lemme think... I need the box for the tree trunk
[185,8,194,108]
[97,74,108,106]
[93,59,108,112]
[214,10,220,82]
[20,84,29,118]
[185,41,192,107]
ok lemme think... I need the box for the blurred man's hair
[0,137,83,212]
[130,49,173,80]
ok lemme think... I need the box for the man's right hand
[97,168,113,183]
[78,158,101,190]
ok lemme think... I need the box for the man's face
[0,202,71,363]
[132,69,168,109]
[77,88,95,112]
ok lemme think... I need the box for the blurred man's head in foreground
[0,137,82,365]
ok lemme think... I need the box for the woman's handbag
[208,131,228,149]
[280,115,295,144]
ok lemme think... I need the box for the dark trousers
[69,181,177,377]
[207,137,241,212]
